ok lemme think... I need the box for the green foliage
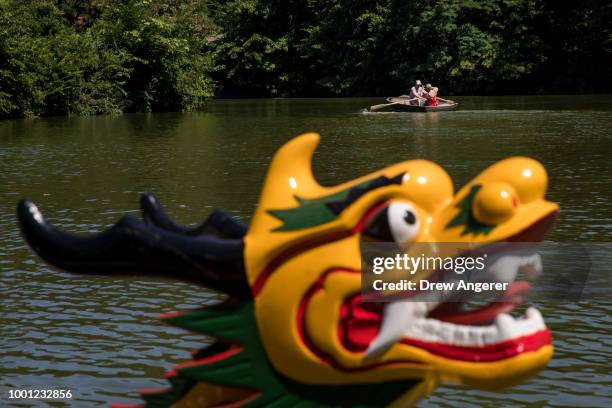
[212,0,611,96]
[95,0,217,112]
[210,1,305,96]
[0,0,217,118]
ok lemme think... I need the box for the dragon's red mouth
[298,271,551,368]
[325,212,557,364]
[338,292,551,362]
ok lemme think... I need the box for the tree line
[1,0,610,118]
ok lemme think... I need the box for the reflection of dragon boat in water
[18,133,558,407]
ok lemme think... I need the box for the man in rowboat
[409,80,427,105]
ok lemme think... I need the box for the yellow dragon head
[18,133,559,407]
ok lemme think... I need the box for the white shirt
[410,86,425,98]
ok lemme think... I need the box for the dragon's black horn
[140,193,247,239]
[17,200,251,298]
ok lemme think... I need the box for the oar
[369,101,403,111]
[369,98,417,112]
[437,97,455,104]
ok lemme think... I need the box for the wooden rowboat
[382,97,458,112]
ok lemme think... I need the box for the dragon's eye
[363,202,420,243]
[387,202,420,242]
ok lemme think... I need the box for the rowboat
[368,97,458,112]
[384,97,458,112]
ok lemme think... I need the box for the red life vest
[426,96,438,107]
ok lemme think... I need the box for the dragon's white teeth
[387,306,548,349]
[495,313,518,340]
[479,252,542,284]
[454,326,467,343]
[439,323,454,343]
[365,302,413,357]
[483,329,497,344]
[469,329,484,346]
[411,302,429,314]
[520,253,541,265]
[519,254,543,278]
[485,256,519,283]
[526,307,544,325]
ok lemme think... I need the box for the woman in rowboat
[424,84,439,106]
[424,84,454,107]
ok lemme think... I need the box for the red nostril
[339,295,383,352]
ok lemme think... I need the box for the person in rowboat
[409,80,427,105]
[424,84,454,107]
[423,83,439,106]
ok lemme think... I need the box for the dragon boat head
[244,133,558,403]
[18,133,559,407]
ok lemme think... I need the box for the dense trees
[211,0,611,96]
[0,0,216,117]
[0,0,610,117]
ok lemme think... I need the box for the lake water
[1,96,611,407]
